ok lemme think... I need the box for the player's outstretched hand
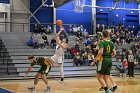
[90,61,95,66]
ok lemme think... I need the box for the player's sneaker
[27,86,35,91]
[99,87,104,91]
[111,86,117,92]
[44,86,51,92]
[105,89,112,93]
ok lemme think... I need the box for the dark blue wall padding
[0,0,9,4]
[96,0,139,33]
[30,0,53,32]
[56,0,93,34]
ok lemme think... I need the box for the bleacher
[0,32,139,79]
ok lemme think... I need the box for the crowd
[26,24,140,77]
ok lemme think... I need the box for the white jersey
[55,44,64,56]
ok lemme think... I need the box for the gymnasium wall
[56,0,93,34]
[0,0,9,4]
[96,0,139,33]
[30,0,53,32]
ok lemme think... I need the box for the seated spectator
[116,59,124,77]
[79,25,84,33]
[45,25,52,34]
[136,47,140,65]
[75,41,80,52]
[91,41,99,56]
[42,33,49,46]
[38,37,45,49]
[73,52,83,66]
[38,24,45,34]
[69,44,77,58]
[50,37,56,48]
[82,51,88,66]
[34,24,38,33]
[82,29,89,40]
[122,59,128,77]
[136,31,140,37]
[88,52,94,65]
[85,38,92,46]
[32,33,42,49]
[27,36,34,47]
[85,45,91,53]
[68,25,73,35]
[73,25,78,36]
[76,31,82,41]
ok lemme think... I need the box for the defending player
[91,30,116,93]
[24,56,56,92]
[50,26,68,83]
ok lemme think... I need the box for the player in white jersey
[50,26,68,83]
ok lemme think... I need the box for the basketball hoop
[73,0,86,13]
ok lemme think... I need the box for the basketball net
[73,0,86,13]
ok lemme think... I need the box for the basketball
[56,20,63,26]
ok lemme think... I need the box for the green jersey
[99,39,115,57]
[31,57,51,67]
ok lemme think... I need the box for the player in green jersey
[91,30,116,93]
[24,56,56,92]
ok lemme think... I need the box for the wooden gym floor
[0,76,140,93]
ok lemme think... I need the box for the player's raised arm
[56,26,64,43]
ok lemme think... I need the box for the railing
[0,22,94,34]
[0,39,10,75]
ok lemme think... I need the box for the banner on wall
[0,0,10,4]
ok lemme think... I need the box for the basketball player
[91,30,116,93]
[24,56,56,92]
[50,26,68,83]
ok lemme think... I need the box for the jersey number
[107,45,110,53]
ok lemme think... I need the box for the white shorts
[50,54,64,64]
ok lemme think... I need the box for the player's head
[102,30,109,38]
[28,56,36,63]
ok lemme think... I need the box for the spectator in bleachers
[76,31,82,41]
[73,25,78,36]
[38,24,45,34]
[68,25,73,35]
[42,33,49,46]
[82,29,89,40]
[136,31,140,37]
[136,47,140,65]
[117,59,124,77]
[38,36,45,49]
[69,44,77,58]
[91,40,99,56]
[85,38,92,46]
[85,45,91,53]
[50,37,56,48]
[122,59,128,77]
[75,41,80,52]
[79,25,84,33]
[131,43,137,55]
[34,24,39,33]
[73,52,83,66]
[87,52,94,65]
[82,51,88,66]
[45,25,52,34]
[27,36,34,47]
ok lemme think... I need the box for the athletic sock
[61,77,64,81]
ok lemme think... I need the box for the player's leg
[27,73,41,91]
[97,73,106,91]
[58,63,64,82]
[41,65,51,92]
[58,56,64,83]
[109,75,117,92]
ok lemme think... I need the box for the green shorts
[97,58,112,75]
[38,65,51,76]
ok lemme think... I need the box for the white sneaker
[27,86,35,91]
[44,86,51,92]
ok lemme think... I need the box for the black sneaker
[111,86,117,92]
[99,87,104,91]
